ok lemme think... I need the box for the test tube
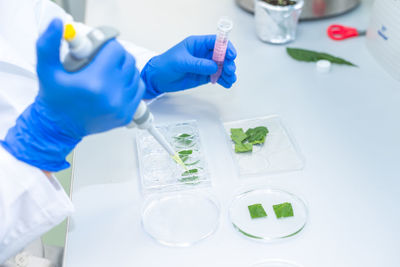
[210,17,233,84]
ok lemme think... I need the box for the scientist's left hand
[141,35,237,98]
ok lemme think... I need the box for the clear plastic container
[223,115,304,177]
[136,120,220,246]
[136,120,210,194]
[229,187,308,241]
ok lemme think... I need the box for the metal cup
[255,0,304,44]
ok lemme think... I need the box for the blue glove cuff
[140,59,163,99]
[0,103,81,172]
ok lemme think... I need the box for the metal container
[236,0,360,20]
[255,0,304,44]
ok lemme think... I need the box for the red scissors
[327,24,366,41]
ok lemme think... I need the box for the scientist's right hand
[0,19,144,172]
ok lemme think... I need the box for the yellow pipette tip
[64,24,76,41]
[171,153,188,171]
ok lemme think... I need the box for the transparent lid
[223,115,304,177]
[229,188,308,241]
[141,191,220,247]
[136,120,210,194]
[217,16,234,33]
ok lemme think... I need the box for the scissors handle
[327,24,360,41]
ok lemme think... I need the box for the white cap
[316,60,331,73]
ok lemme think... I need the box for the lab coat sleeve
[118,40,157,71]
[0,147,74,263]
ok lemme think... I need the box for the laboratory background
[5,0,400,266]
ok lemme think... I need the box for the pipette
[63,24,187,170]
[210,17,233,84]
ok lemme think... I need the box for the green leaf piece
[273,202,294,218]
[178,150,193,155]
[185,160,200,166]
[180,168,200,184]
[178,150,200,165]
[182,168,198,176]
[179,176,199,183]
[235,142,253,153]
[230,126,269,153]
[179,154,189,162]
[174,133,194,146]
[286,47,357,67]
[230,128,248,144]
[245,126,269,145]
[248,204,268,219]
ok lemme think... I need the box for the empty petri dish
[251,259,303,267]
[229,188,308,241]
[142,191,220,247]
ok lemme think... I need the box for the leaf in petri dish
[174,133,194,146]
[235,142,253,153]
[273,202,294,218]
[248,204,268,219]
[179,168,199,184]
[178,150,193,155]
[245,126,269,145]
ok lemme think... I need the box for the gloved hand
[0,19,144,171]
[141,35,237,98]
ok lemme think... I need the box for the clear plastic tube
[210,17,233,84]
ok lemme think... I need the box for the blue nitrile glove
[0,19,144,171]
[141,35,237,99]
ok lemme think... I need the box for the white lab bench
[63,0,400,266]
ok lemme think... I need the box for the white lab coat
[0,0,155,264]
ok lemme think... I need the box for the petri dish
[142,191,220,247]
[251,259,303,267]
[223,115,304,177]
[229,188,308,241]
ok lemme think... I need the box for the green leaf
[174,133,194,146]
[180,168,200,184]
[185,160,200,166]
[179,176,199,183]
[178,150,193,155]
[248,204,268,219]
[235,142,253,153]
[230,128,247,144]
[182,168,198,176]
[245,126,269,145]
[273,202,294,218]
[179,154,189,162]
[287,47,357,67]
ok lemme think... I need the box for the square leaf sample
[273,202,294,218]
[230,126,268,153]
[248,204,268,219]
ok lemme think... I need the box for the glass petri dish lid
[142,191,220,247]
[229,188,308,241]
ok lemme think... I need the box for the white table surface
[64,0,400,266]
